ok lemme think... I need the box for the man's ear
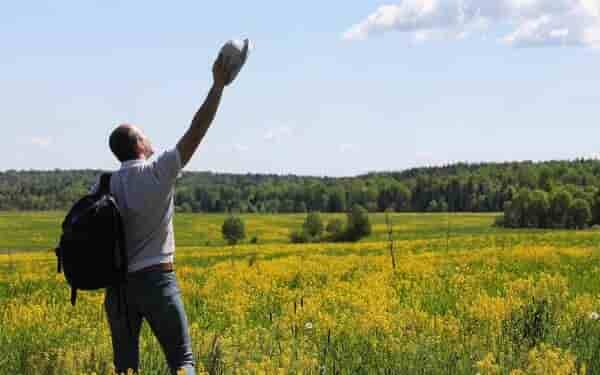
[134,138,146,158]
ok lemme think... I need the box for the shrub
[289,229,310,243]
[493,215,505,227]
[290,208,370,243]
[221,216,246,245]
[325,218,345,240]
[303,212,324,239]
[290,212,325,243]
[326,218,344,232]
[345,204,371,242]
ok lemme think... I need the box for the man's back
[110,148,182,272]
[102,50,231,375]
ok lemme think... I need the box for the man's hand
[176,55,228,168]
[213,54,228,89]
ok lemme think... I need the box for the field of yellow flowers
[1,212,600,374]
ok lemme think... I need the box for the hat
[219,39,251,85]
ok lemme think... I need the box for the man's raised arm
[177,55,228,168]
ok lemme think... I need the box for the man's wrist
[212,82,225,92]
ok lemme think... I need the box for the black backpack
[55,173,128,305]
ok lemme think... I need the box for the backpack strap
[99,173,112,195]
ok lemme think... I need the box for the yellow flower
[475,353,500,375]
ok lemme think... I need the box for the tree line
[499,187,600,229]
[2,159,600,224]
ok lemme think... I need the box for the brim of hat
[226,39,250,85]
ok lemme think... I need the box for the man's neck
[121,157,145,168]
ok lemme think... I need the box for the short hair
[109,125,140,162]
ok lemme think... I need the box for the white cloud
[30,136,53,148]
[264,125,293,142]
[343,0,600,48]
[582,0,600,17]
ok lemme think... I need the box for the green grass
[2,210,591,252]
[2,212,600,374]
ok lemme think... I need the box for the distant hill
[2,158,600,213]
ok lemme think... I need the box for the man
[101,54,229,374]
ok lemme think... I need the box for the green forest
[2,159,600,229]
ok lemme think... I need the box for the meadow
[1,211,600,374]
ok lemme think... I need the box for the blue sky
[2,1,600,176]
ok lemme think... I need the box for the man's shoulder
[149,148,183,185]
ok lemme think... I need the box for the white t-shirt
[92,148,182,272]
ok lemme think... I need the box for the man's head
[109,124,155,162]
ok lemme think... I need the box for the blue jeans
[104,271,195,374]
